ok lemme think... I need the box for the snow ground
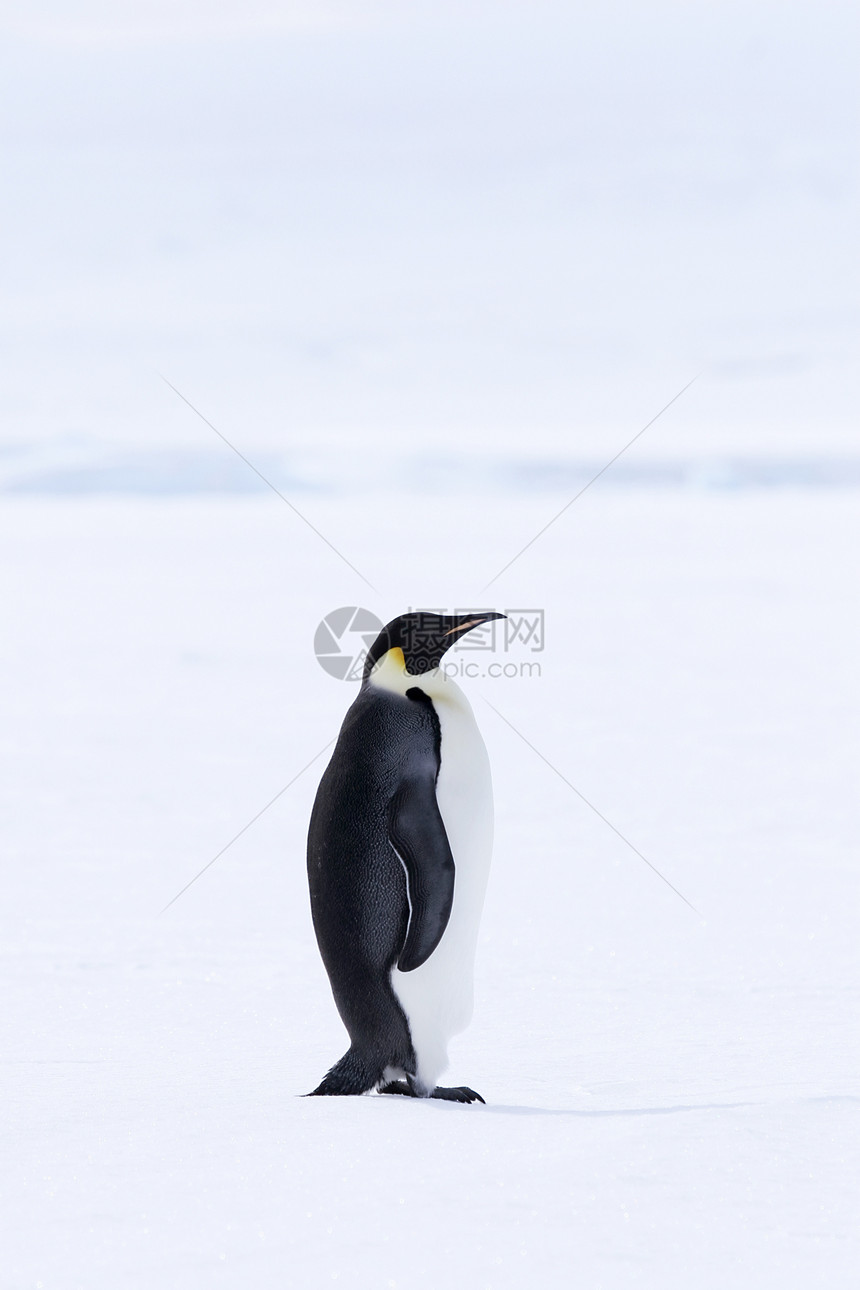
[2,487,857,1288]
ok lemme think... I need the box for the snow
[2,1,858,1280]
[2,487,857,1288]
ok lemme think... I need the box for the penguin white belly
[389,678,494,1091]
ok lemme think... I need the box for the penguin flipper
[388,772,455,972]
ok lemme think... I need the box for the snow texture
[2,490,857,1289]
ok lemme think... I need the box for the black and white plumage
[307,611,504,1103]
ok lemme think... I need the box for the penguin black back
[307,684,451,1093]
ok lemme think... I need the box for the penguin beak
[442,618,485,637]
[442,611,506,638]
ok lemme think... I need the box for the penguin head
[363,611,506,682]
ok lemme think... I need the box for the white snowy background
[2,2,858,1287]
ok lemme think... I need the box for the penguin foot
[308,1048,382,1096]
[378,1079,484,1104]
[431,1085,485,1104]
[378,1080,413,1096]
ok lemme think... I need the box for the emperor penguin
[307,610,505,1103]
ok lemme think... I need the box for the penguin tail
[307,1047,383,1097]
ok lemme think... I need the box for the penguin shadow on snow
[474,1099,758,1118]
[320,1095,760,1117]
